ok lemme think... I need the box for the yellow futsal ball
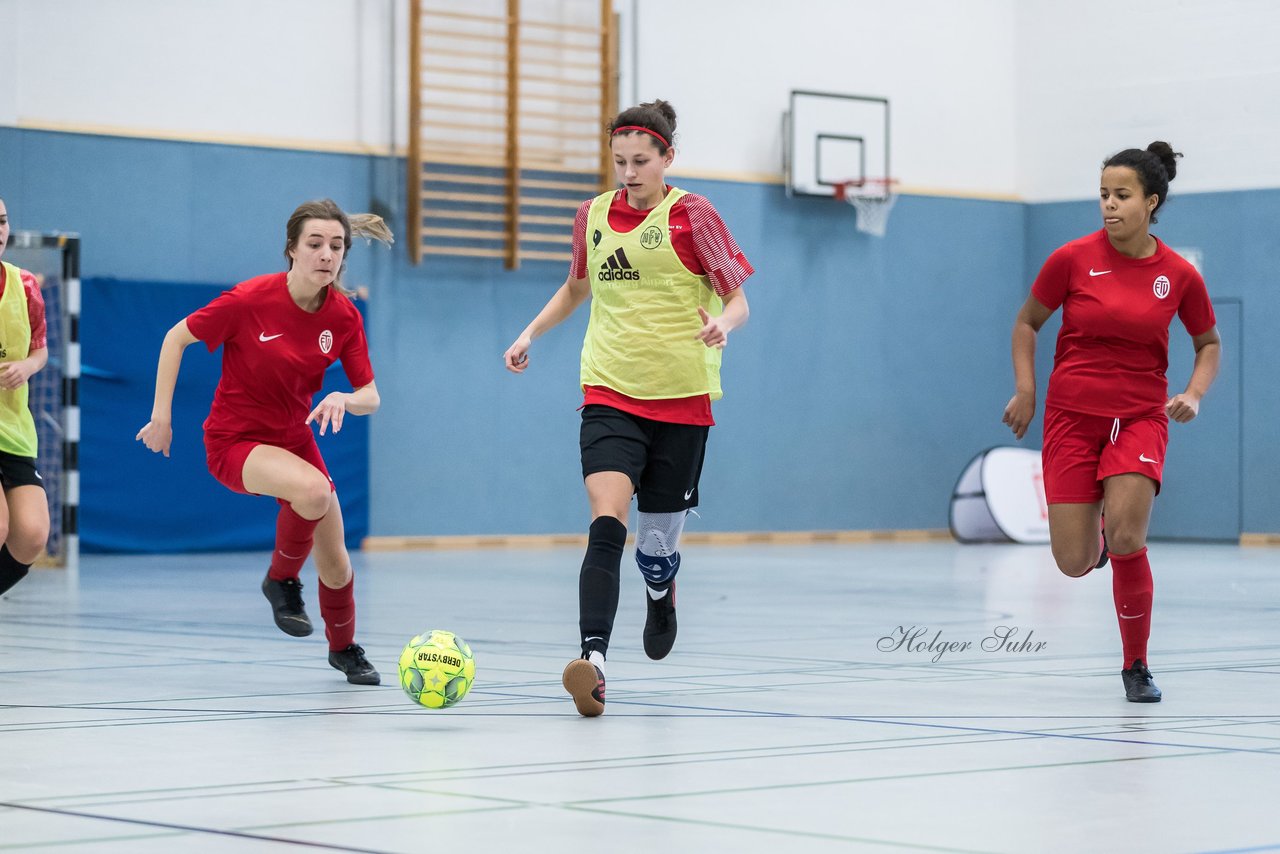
[398,630,476,709]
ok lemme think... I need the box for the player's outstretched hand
[136,419,173,457]
[1002,391,1035,440]
[504,336,532,373]
[307,392,349,436]
[695,307,727,350]
[1167,392,1201,423]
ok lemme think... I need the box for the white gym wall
[4,1,1277,199]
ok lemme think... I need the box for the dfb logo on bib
[1153,276,1171,299]
[319,330,333,354]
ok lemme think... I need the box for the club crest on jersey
[318,330,333,354]
[1153,275,1171,299]
[640,225,664,249]
[598,247,640,281]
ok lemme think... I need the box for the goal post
[5,230,80,569]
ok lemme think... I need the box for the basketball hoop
[834,178,898,237]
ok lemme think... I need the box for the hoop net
[834,178,898,237]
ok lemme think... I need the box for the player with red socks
[1003,142,1221,702]
[504,100,753,716]
[137,199,391,684]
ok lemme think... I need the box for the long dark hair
[1103,142,1181,224]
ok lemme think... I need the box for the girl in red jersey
[137,199,391,684]
[0,197,52,598]
[503,100,754,717]
[1003,142,1221,702]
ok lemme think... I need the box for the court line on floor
[6,728,1115,810]
[10,721,1227,811]
[564,749,1219,806]
[0,802,395,853]
[8,696,1280,728]
[604,700,1280,756]
[0,751,1235,853]
[559,803,997,853]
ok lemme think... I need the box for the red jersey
[0,268,49,351]
[570,189,754,425]
[1032,230,1216,418]
[186,273,374,443]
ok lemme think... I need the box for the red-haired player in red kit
[137,199,392,685]
[1003,142,1221,703]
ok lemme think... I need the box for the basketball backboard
[785,90,890,200]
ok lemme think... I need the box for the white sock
[647,585,670,601]
[587,650,606,671]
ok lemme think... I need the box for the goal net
[4,231,80,569]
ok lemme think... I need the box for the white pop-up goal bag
[950,447,1050,544]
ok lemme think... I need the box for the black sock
[579,516,627,655]
[0,545,32,596]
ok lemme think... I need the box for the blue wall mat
[6,126,1277,543]
[366,181,1030,535]
[0,128,385,286]
[81,277,370,552]
[1154,300,1241,541]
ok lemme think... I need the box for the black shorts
[0,450,45,490]
[580,404,709,513]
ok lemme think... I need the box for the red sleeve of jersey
[338,305,375,389]
[1030,243,1073,310]
[569,199,593,280]
[665,203,703,274]
[21,270,48,351]
[1177,269,1216,337]
[679,194,753,297]
[186,287,242,352]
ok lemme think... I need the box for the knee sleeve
[636,511,686,586]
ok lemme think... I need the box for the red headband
[611,125,670,148]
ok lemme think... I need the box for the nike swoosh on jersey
[259,332,284,342]
[1139,454,1159,464]
[1119,613,1146,620]
[1088,268,1112,277]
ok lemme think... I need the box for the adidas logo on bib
[598,247,641,282]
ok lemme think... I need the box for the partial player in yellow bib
[0,197,53,598]
[503,100,755,717]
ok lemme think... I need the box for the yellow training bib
[580,189,723,400]
[0,261,39,457]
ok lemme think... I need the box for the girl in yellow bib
[504,100,754,717]
[0,197,53,598]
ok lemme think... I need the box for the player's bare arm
[504,274,590,372]
[1167,326,1222,423]
[136,319,199,457]
[1003,295,1053,439]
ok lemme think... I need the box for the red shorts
[1041,406,1167,504]
[204,430,333,496]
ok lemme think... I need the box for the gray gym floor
[2,541,1278,852]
